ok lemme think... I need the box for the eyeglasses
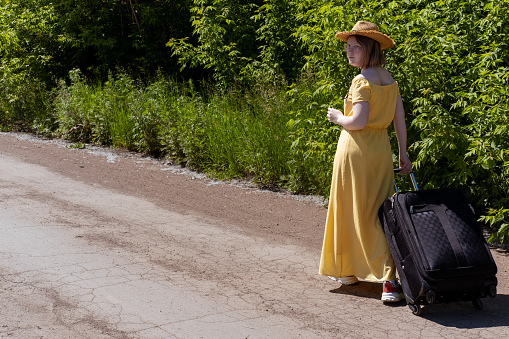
[343,44,362,53]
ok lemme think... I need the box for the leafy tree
[168,0,306,86]
[168,0,264,85]
[251,0,306,82]
[0,0,73,82]
[55,0,193,79]
[0,0,73,128]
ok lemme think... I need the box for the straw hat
[335,21,394,50]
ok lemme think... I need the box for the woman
[319,21,412,302]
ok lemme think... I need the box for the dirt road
[1,131,508,339]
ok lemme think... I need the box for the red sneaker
[381,280,403,302]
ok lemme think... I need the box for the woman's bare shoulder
[360,67,395,86]
[353,74,370,84]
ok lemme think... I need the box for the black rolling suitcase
[379,171,498,315]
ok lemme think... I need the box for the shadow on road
[330,283,509,328]
[420,294,509,328]
[329,281,384,300]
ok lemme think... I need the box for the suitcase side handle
[394,169,419,192]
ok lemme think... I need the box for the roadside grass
[51,70,332,194]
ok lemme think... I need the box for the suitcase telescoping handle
[393,168,419,192]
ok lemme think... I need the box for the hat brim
[335,30,394,50]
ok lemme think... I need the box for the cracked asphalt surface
[1,131,508,338]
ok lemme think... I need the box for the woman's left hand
[327,107,343,124]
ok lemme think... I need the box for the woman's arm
[393,95,412,174]
[327,101,369,130]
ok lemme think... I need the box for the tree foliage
[0,0,69,128]
[167,0,306,85]
[53,0,194,79]
[55,0,193,78]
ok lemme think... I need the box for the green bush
[168,0,306,86]
[0,0,67,131]
[54,70,168,155]
[0,62,50,131]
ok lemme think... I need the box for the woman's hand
[327,107,343,125]
[327,103,368,130]
[398,153,412,174]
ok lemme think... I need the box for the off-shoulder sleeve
[350,77,371,103]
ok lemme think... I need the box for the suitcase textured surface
[379,181,498,315]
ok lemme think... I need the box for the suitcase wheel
[472,298,483,310]
[408,303,422,316]
[425,290,436,304]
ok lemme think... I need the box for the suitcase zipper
[394,194,433,278]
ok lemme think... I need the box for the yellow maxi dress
[319,76,399,282]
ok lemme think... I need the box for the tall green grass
[52,70,331,192]
[201,84,293,184]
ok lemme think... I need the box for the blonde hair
[354,35,387,69]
